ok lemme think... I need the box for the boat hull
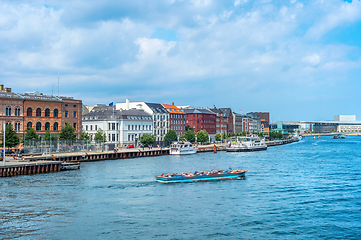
[156,171,246,183]
[170,149,198,155]
[226,146,267,152]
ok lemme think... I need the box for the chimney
[172,102,174,106]
[39,93,43,95]
[126,99,129,110]
[0,85,4,91]
[5,88,11,92]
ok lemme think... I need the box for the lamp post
[3,123,5,165]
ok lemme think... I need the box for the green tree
[59,123,76,140]
[222,132,227,140]
[24,127,39,141]
[185,130,195,142]
[94,128,106,142]
[1,124,20,149]
[140,134,156,145]
[179,134,186,141]
[79,131,91,141]
[215,133,221,141]
[196,130,209,143]
[185,125,194,132]
[44,130,58,141]
[164,130,178,141]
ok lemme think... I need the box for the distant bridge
[301,132,359,137]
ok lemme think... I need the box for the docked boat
[170,141,198,155]
[226,135,267,152]
[61,162,80,170]
[156,169,247,183]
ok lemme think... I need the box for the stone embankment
[1,138,299,177]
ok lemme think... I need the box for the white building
[116,99,169,141]
[334,115,356,122]
[82,105,153,147]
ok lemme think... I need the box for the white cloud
[303,54,321,67]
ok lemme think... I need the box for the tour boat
[170,141,198,155]
[226,135,267,152]
[156,169,247,183]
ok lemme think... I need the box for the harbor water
[1,137,361,239]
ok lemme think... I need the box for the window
[108,134,111,141]
[27,122,32,130]
[112,123,115,130]
[112,134,115,141]
[15,107,20,116]
[90,125,93,131]
[65,104,68,106]
[36,108,41,117]
[27,108,32,116]
[95,125,97,130]
[54,122,58,131]
[45,108,50,117]
[73,123,76,130]
[6,107,11,116]
[54,109,58,117]
[65,111,68,117]
[86,125,88,131]
[73,111,76,118]
[15,123,20,131]
[73,105,76,107]
[128,125,130,130]
[45,122,50,131]
[36,122,41,131]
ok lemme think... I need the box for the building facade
[61,97,82,138]
[182,107,216,136]
[0,91,24,137]
[162,103,185,136]
[82,105,153,147]
[116,100,169,141]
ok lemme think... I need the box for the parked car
[126,145,134,149]
[18,149,30,154]
[5,150,15,155]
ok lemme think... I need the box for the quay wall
[0,161,61,177]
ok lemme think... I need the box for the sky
[1,0,361,122]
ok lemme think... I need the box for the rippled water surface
[1,137,361,239]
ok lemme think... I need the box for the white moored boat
[170,141,198,155]
[226,135,267,152]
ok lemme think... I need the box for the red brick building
[61,97,82,137]
[20,93,63,135]
[162,103,185,136]
[0,91,24,137]
[208,107,234,134]
[182,108,216,135]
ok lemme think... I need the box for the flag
[109,102,113,106]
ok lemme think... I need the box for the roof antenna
[57,74,59,97]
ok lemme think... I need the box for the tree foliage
[79,131,91,141]
[269,131,284,139]
[215,133,221,141]
[2,124,20,149]
[59,123,76,140]
[44,130,58,141]
[185,130,195,142]
[196,130,209,143]
[185,125,194,132]
[179,134,186,141]
[140,134,156,145]
[94,128,106,142]
[25,127,39,141]
[164,130,178,141]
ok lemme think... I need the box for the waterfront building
[162,103,185,136]
[116,100,169,141]
[311,115,361,133]
[60,97,82,138]
[260,119,269,134]
[248,112,270,125]
[233,113,254,133]
[0,90,25,137]
[180,107,216,137]
[82,105,152,148]
[0,84,82,140]
[19,92,63,136]
[208,107,234,135]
